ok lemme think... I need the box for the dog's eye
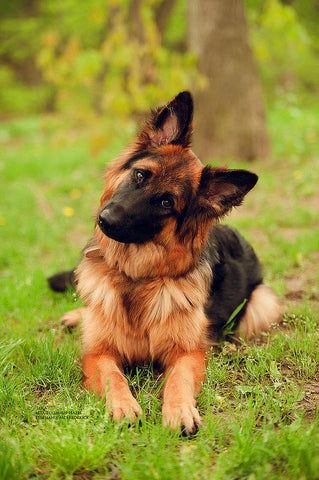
[134,170,145,184]
[161,197,174,209]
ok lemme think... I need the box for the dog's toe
[163,403,202,435]
[111,397,142,423]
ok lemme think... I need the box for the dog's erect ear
[140,91,193,148]
[196,167,258,218]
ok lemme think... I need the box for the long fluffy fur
[236,284,282,339]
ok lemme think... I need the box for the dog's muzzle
[98,204,124,236]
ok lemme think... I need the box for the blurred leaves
[0,0,318,118]
[0,0,199,118]
[247,0,319,96]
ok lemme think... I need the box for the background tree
[188,0,270,161]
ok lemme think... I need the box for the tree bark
[188,0,270,161]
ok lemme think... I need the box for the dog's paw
[162,403,202,435]
[110,396,142,422]
[61,307,85,328]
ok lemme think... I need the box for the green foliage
[38,0,198,116]
[223,298,248,338]
[292,0,319,50]
[1,0,318,116]
[247,0,319,97]
[163,0,187,49]
[0,0,199,118]
[0,5,51,114]
[0,66,49,114]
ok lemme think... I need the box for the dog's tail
[236,284,282,339]
[47,270,76,292]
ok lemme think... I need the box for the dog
[49,91,281,434]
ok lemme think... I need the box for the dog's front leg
[162,350,206,435]
[83,353,142,421]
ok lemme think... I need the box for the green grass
[1,99,319,479]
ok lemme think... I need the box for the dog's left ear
[196,167,258,218]
[140,91,193,148]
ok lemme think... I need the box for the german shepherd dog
[49,91,281,434]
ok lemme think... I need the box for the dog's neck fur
[84,223,212,281]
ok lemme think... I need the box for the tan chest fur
[77,255,212,365]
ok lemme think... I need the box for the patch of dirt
[285,291,304,301]
[284,254,319,309]
[300,192,319,211]
[296,381,319,420]
[247,227,271,250]
[285,276,307,300]
[281,227,299,241]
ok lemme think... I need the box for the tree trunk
[188,0,270,161]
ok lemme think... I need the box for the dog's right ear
[196,166,258,218]
[139,91,193,148]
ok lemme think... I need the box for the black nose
[97,204,124,234]
[98,208,114,231]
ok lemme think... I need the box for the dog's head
[97,91,257,245]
